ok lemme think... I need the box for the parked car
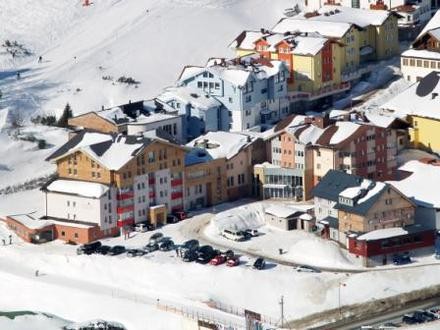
[95,245,111,255]
[226,256,240,267]
[209,254,226,266]
[144,242,159,253]
[167,215,179,224]
[126,249,145,257]
[159,239,175,251]
[182,250,197,262]
[108,245,126,256]
[393,254,412,265]
[253,257,266,270]
[181,239,199,251]
[222,229,245,241]
[224,250,235,260]
[76,241,102,255]
[149,232,164,244]
[196,245,217,264]
[134,223,154,232]
[402,314,418,325]
[296,265,321,273]
[173,211,187,221]
[245,229,259,237]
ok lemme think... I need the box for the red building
[348,225,435,266]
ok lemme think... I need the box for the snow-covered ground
[0,0,294,124]
[205,201,359,270]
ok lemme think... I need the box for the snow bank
[284,236,355,269]
[209,202,266,233]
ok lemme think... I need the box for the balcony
[287,82,351,102]
[116,192,134,200]
[116,205,134,214]
[171,178,183,187]
[117,218,134,228]
[149,191,155,198]
[171,192,183,200]
[148,178,155,185]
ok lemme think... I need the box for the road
[312,297,440,330]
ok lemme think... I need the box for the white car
[295,265,320,273]
[134,223,148,232]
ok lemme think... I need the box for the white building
[401,11,440,83]
[388,159,440,230]
[44,179,118,234]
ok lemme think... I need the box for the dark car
[76,241,102,255]
[393,254,412,265]
[182,250,197,262]
[108,245,126,256]
[253,257,266,270]
[149,232,164,244]
[402,314,418,325]
[167,215,179,224]
[196,245,217,264]
[95,245,111,255]
[126,249,146,257]
[224,250,235,260]
[182,239,199,251]
[144,242,159,253]
[159,239,175,251]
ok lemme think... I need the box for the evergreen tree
[57,103,73,128]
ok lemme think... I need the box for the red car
[226,257,240,267]
[209,255,226,265]
[173,211,187,221]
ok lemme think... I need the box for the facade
[381,71,440,153]
[4,215,54,243]
[178,55,290,132]
[185,131,265,208]
[229,30,349,102]
[157,86,225,140]
[348,225,435,266]
[44,131,187,241]
[401,11,440,83]
[68,99,185,143]
[312,170,416,246]
[273,6,400,81]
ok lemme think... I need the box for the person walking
[1,239,5,246]
[35,270,39,277]
[8,235,12,245]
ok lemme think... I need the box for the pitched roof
[381,71,440,121]
[312,170,365,201]
[297,5,393,28]
[416,10,440,41]
[158,86,221,110]
[273,17,352,38]
[46,179,110,198]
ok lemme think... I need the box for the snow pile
[285,236,355,268]
[209,202,266,233]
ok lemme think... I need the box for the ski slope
[0,0,294,125]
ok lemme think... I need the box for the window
[61,231,65,236]
[214,83,220,90]
[245,95,252,103]
[97,172,101,178]
[73,169,77,176]
[197,81,202,88]
[203,72,208,78]
[228,97,233,103]
[74,233,78,238]
[67,201,70,207]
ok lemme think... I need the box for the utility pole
[279,295,285,328]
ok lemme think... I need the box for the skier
[35,270,39,277]
[38,56,42,63]
[8,235,12,245]
[278,248,283,255]
[1,239,5,246]
[16,72,21,80]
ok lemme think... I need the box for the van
[222,229,245,241]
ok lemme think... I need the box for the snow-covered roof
[388,160,440,208]
[329,122,361,144]
[364,112,400,128]
[299,213,314,221]
[47,131,167,170]
[7,214,52,230]
[178,66,205,82]
[47,179,110,198]
[357,227,408,241]
[186,131,255,160]
[131,112,178,125]
[297,5,392,28]
[295,124,325,144]
[231,30,329,56]
[401,49,440,60]
[416,10,440,41]
[95,107,130,125]
[158,86,221,110]
[381,71,440,120]
[273,18,352,38]
[265,205,302,218]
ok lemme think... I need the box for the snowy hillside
[0,0,295,189]
[0,0,295,124]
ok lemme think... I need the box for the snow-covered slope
[0,0,293,124]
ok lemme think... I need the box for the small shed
[265,205,313,231]
[149,204,168,227]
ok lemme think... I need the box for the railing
[171,178,183,187]
[287,82,351,102]
[116,192,134,200]
[116,205,134,214]
[171,192,183,200]
[117,218,134,227]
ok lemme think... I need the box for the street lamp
[338,281,346,317]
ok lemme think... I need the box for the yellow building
[381,71,440,153]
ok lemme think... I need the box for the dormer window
[339,196,354,206]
